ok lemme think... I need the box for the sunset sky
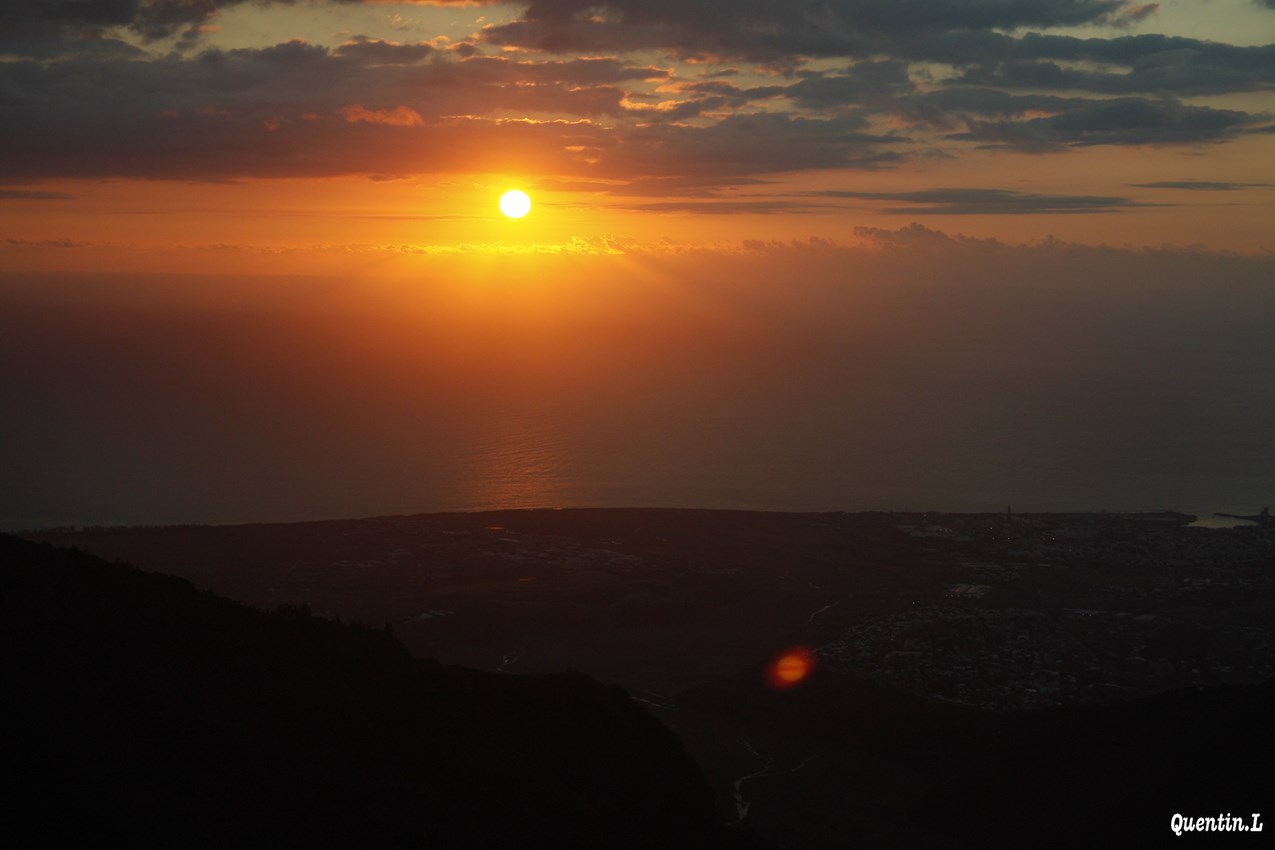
[3,0,1274,263]
[3,2,1274,528]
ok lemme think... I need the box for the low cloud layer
[816,188,1137,215]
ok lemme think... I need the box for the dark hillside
[678,654,1274,847]
[1,534,763,849]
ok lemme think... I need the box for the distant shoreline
[11,504,1271,535]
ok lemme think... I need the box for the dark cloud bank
[1,1,1272,188]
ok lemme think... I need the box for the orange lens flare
[766,646,815,689]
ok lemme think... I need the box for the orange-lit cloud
[340,104,426,127]
[4,3,1272,188]
[1118,3,1160,24]
[1,0,1271,257]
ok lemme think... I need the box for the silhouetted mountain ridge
[2,534,766,849]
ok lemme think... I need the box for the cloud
[608,199,820,215]
[480,1,1128,60]
[0,37,916,183]
[954,96,1255,150]
[0,189,74,201]
[816,188,1138,214]
[339,104,426,127]
[5,237,94,248]
[1130,181,1273,190]
[0,41,655,180]
[784,61,917,109]
[569,185,1143,215]
[2,0,251,49]
[902,86,1259,151]
[536,175,775,197]
[1117,2,1159,24]
[867,30,1275,99]
[8,0,1127,66]
[333,36,435,65]
[613,112,905,177]
[1,1,1270,183]
[953,47,1275,96]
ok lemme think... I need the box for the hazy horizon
[5,229,1274,530]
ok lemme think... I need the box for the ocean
[3,257,1273,529]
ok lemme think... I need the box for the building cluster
[820,512,1275,711]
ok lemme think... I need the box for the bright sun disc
[499,189,532,218]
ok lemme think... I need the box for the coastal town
[29,508,1275,713]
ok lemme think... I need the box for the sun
[499,189,532,219]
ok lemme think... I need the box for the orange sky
[3,0,1274,270]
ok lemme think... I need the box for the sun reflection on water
[455,405,576,511]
